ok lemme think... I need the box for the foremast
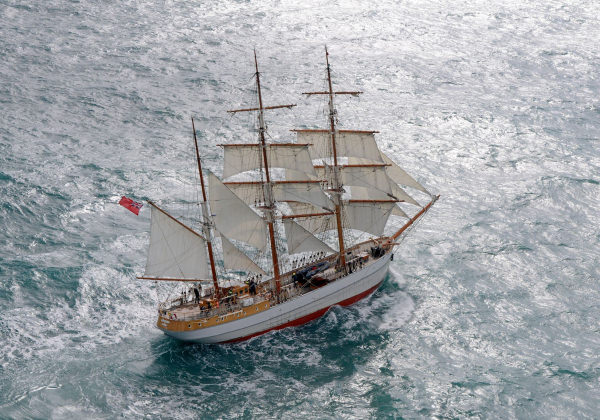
[325,47,346,268]
[302,46,364,270]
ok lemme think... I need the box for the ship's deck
[158,238,390,324]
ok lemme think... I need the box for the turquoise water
[1,0,599,417]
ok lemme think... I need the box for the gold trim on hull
[157,300,272,332]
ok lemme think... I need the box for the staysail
[283,218,335,255]
[219,234,267,275]
[381,152,430,195]
[208,172,268,250]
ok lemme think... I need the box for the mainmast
[191,117,221,298]
[254,51,282,294]
[227,51,296,295]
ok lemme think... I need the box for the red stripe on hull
[224,280,383,344]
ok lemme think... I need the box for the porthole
[188,324,191,328]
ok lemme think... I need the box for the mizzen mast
[191,117,221,298]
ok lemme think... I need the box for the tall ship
[136,49,438,344]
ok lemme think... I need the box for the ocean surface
[1,0,599,418]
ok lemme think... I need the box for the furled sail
[283,218,335,255]
[222,143,316,179]
[208,172,268,250]
[295,130,384,163]
[144,203,210,279]
[343,201,397,236]
[219,234,267,275]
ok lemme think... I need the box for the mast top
[227,50,296,113]
[303,47,361,97]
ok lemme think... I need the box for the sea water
[1,0,599,417]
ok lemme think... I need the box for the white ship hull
[160,252,392,344]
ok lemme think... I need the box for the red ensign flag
[119,196,143,215]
